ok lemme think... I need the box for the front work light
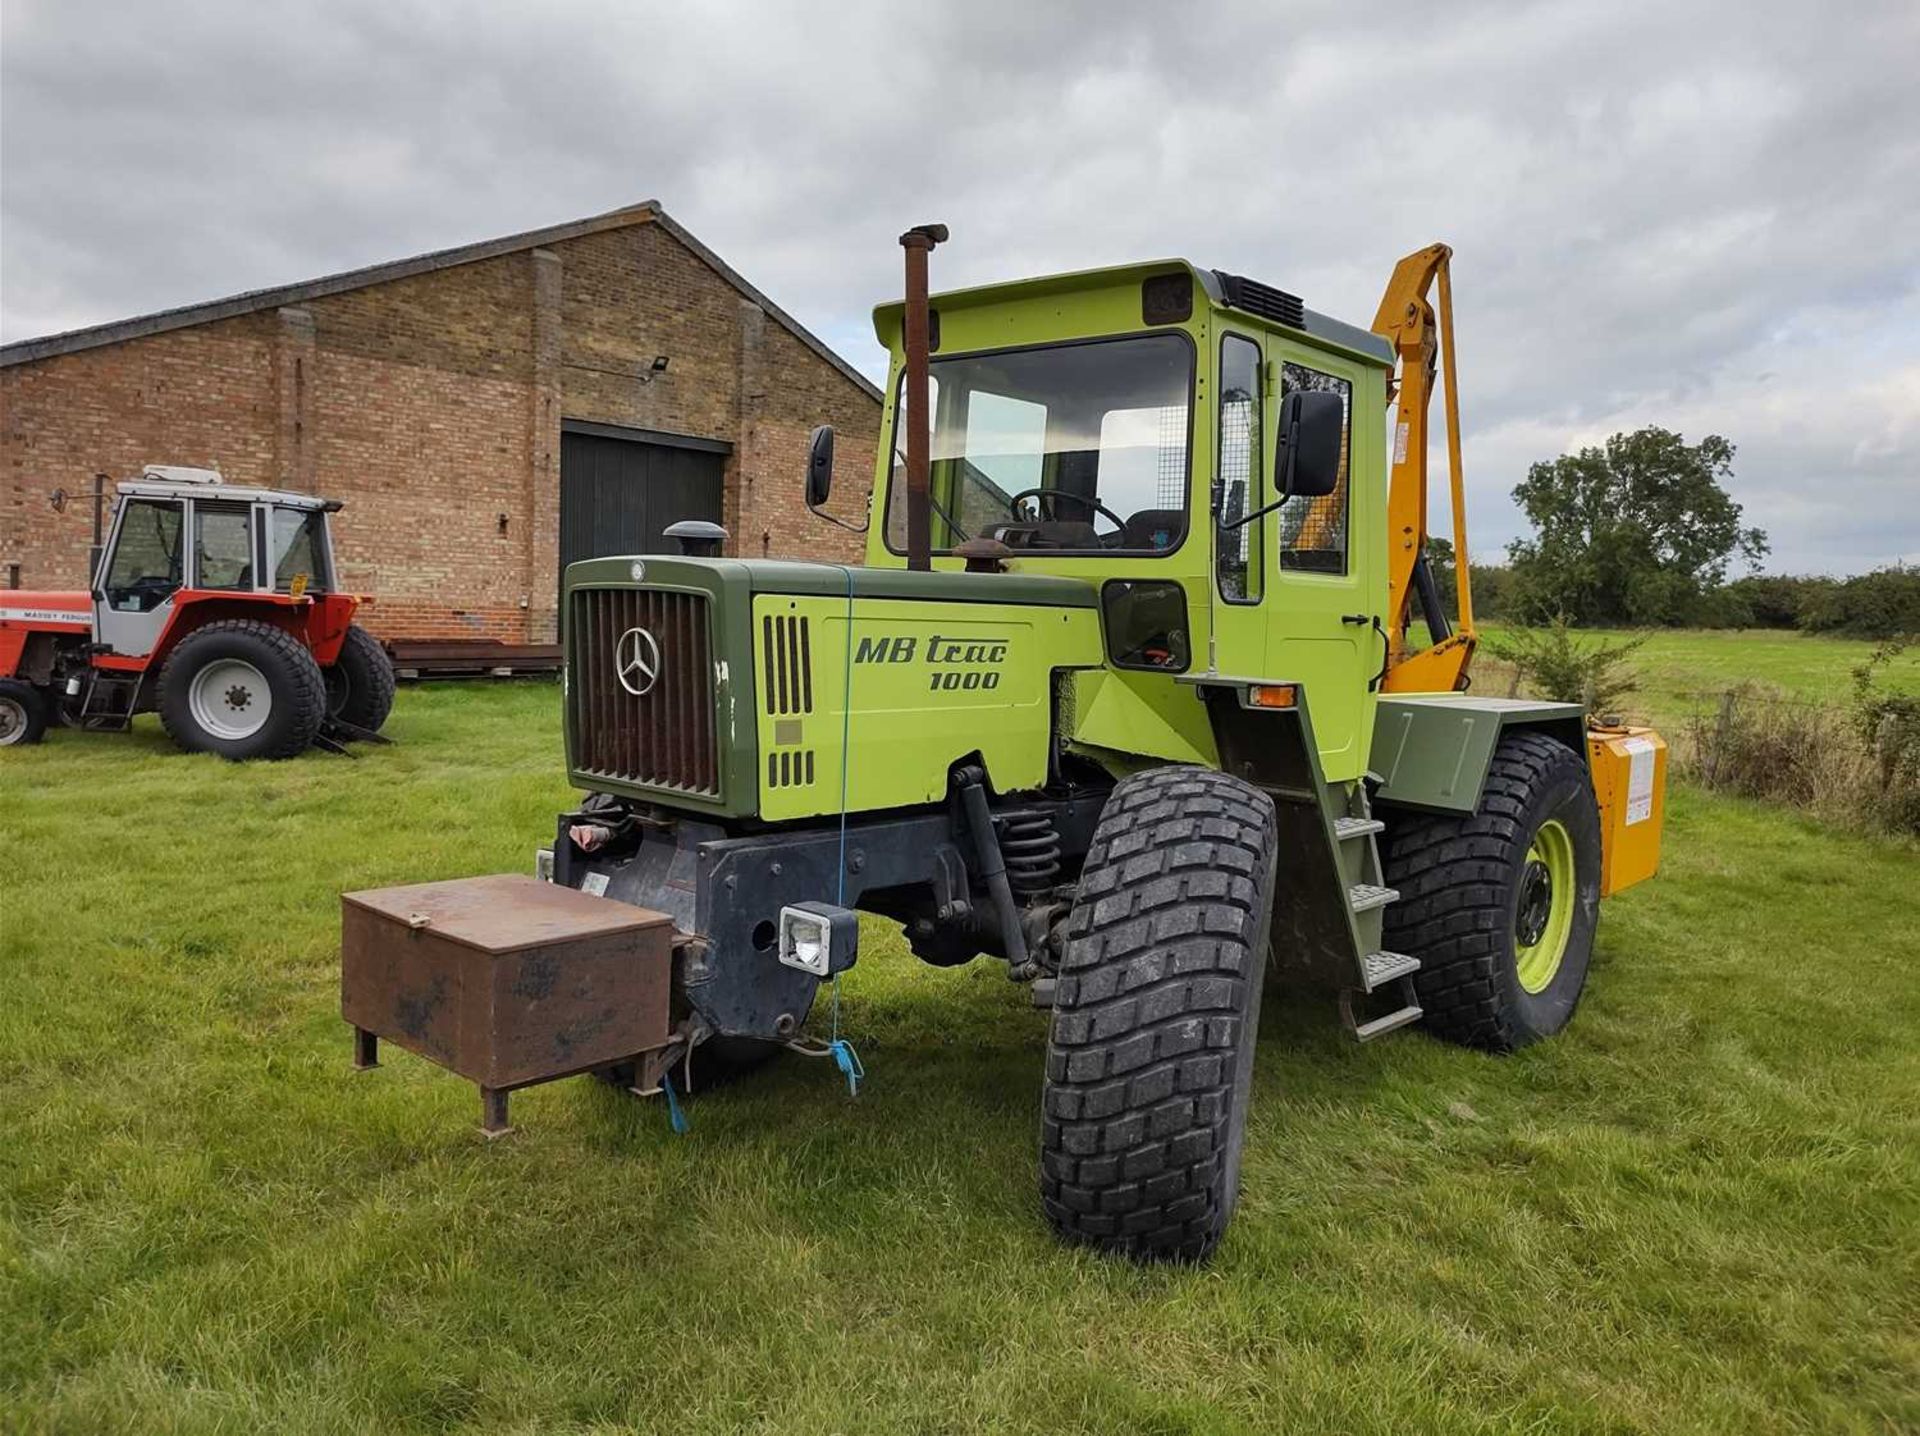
[777,901,861,977]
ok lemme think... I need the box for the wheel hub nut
[1516,859,1553,946]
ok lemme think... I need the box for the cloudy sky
[4,0,1915,573]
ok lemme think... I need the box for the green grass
[4,680,1917,1434]
[1473,625,1920,733]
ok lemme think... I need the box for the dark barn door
[559,423,727,590]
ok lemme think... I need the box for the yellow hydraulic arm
[1371,243,1476,692]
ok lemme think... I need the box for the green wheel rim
[1513,818,1576,995]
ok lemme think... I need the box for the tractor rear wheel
[159,619,327,760]
[1379,731,1602,1052]
[1040,766,1278,1263]
[323,624,396,734]
[0,679,48,746]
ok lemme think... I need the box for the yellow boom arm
[1371,243,1476,692]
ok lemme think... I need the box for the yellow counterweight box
[1587,726,1668,896]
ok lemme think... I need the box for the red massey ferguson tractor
[0,466,395,759]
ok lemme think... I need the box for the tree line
[1428,426,1917,638]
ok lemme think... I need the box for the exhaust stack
[87,473,108,585]
[898,223,947,572]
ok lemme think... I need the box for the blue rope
[660,1071,689,1134]
[829,1037,864,1097]
[827,563,862,1096]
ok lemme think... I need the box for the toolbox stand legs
[480,1086,512,1138]
[354,1026,512,1141]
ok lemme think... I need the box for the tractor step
[1348,882,1398,913]
[66,671,137,732]
[1333,816,1386,841]
[1361,949,1420,991]
[1340,969,1424,1041]
[1349,1002,1424,1042]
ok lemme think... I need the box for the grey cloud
[4,0,1915,574]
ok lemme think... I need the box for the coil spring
[1001,811,1061,894]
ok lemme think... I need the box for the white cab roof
[116,474,331,509]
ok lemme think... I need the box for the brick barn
[0,202,882,643]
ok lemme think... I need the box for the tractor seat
[1122,509,1185,550]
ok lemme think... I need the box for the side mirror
[1275,389,1343,499]
[805,425,835,509]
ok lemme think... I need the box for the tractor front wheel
[159,620,327,760]
[323,624,396,734]
[0,679,49,746]
[1040,766,1278,1263]
[1379,731,1602,1052]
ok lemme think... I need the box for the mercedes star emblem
[615,625,661,697]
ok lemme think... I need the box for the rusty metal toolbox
[341,873,673,1134]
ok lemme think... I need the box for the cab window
[194,501,256,591]
[270,508,330,592]
[103,499,183,611]
[1277,362,1352,575]
[1216,335,1264,603]
[963,390,1046,497]
[884,332,1193,555]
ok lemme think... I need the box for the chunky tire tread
[327,623,397,733]
[159,619,328,760]
[1041,767,1277,1263]
[1379,731,1596,1052]
[0,678,50,746]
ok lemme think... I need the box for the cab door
[93,496,185,658]
[1207,332,1269,674]
[1261,354,1379,783]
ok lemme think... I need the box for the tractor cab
[93,466,340,659]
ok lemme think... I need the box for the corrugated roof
[0,200,881,401]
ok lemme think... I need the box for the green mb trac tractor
[534,229,1667,1261]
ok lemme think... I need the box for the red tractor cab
[0,466,395,759]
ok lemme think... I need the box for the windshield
[269,508,330,593]
[884,332,1193,555]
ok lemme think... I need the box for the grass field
[3,669,1917,1434]
[1473,625,1920,734]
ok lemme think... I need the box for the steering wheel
[1004,487,1129,535]
[118,574,179,611]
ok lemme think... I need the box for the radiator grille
[761,613,814,715]
[570,586,718,796]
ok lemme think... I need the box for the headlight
[776,902,859,977]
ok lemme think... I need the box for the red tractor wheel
[0,679,49,746]
[322,624,396,735]
[158,620,327,760]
